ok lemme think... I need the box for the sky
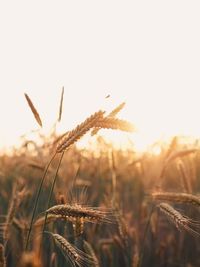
[0,1,200,151]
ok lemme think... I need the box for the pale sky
[0,1,200,151]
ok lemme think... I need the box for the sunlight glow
[0,1,200,152]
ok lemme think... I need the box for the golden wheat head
[56,110,105,153]
[158,202,200,237]
[46,204,113,224]
[50,233,97,267]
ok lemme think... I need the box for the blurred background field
[1,126,200,266]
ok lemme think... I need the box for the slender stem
[42,152,65,235]
[138,203,155,267]
[25,153,56,250]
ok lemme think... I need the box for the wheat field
[0,93,200,267]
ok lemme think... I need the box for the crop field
[0,94,200,267]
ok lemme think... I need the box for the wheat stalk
[26,153,57,250]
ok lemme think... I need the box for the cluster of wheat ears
[0,89,200,267]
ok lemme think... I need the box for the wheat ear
[24,93,42,127]
[91,102,126,135]
[95,118,134,132]
[158,202,200,237]
[83,240,100,267]
[46,204,112,224]
[48,232,97,267]
[58,86,64,122]
[56,111,104,153]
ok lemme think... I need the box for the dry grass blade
[50,233,97,267]
[58,86,64,122]
[24,93,43,127]
[95,118,134,133]
[152,192,200,207]
[56,110,104,153]
[46,204,113,224]
[158,202,200,237]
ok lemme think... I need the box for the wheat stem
[25,153,56,250]
[41,152,64,239]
